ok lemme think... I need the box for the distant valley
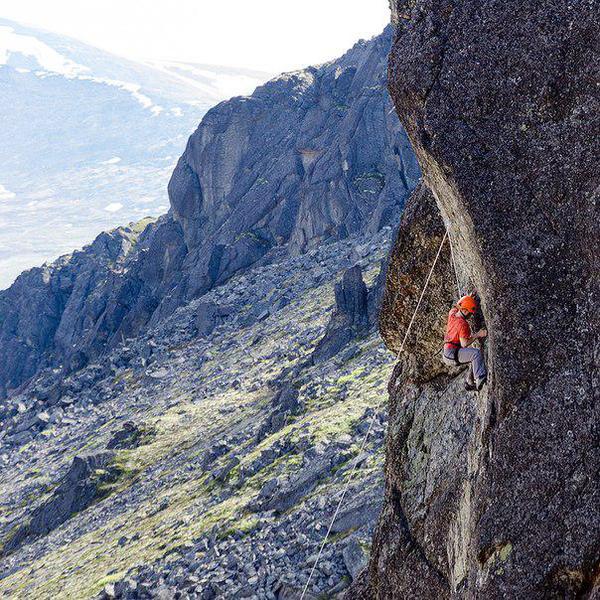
[0,18,271,287]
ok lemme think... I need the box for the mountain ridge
[0,26,419,397]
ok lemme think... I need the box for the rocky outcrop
[348,2,600,599]
[3,452,117,555]
[0,27,419,397]
[168,26,418,302]
[194,302,234,337]
[256,448,349,514]
[106,421,144,450]
[378,182,456,382]
[312,266,370,364]
[257,383,303,440]
[0,224,146,395]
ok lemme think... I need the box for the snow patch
[184,66,264,99]
[146,60,268,103]
[0,25,88,78]
[78,75,164,115]
[0,26,164,115]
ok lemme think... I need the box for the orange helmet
[457,295,478,314]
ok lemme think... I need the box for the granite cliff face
[168,26,418,299]
[0,222,152,396]
[348,1,599,598]
[0,27,419,397]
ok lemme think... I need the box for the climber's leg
[457,347,487,382]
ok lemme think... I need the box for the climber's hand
[477,329,488,339]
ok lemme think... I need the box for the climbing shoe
[464,381,477,392]
[476,377,487,391]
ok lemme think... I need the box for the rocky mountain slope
[0,18,270,286]
[0,227,394,599]
[348,1,599,598]
[0,25,421,600]
[0,25,419,397]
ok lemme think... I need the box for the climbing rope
[394,229,448,361]
[300,229,449,598]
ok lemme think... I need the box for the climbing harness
[300,229,450,599]
[443,343,463,367]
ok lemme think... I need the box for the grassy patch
[94,571,127,590]
[129,216,157,236]
[218,514,260,540]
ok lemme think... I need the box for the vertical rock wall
[349,1,600,598]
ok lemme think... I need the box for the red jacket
[444,308,471,350]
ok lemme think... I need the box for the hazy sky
[1,1,391,72]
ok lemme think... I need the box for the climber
[442,295,487,391]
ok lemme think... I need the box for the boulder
[330,493,382,536]
[195,302,234,337]
[257,384,303,441]
[278,389,300,413]
[2,451,117,554]
[343,538,368,581]
[212,457,240,483]
[312,266,370,364]
[107,421,143,450]
[255,452,346,514]
[334,266,369,328]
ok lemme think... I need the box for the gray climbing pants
[442,347,487,382]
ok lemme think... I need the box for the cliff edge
[348,1,599,597]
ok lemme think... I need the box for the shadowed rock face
[3,452,116,555]
[0,216,186,395]
[0,28,419,396]
[378,182,456,382]
[0,226,143,395]
[168,26,419,299]
[349,1,599,598]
